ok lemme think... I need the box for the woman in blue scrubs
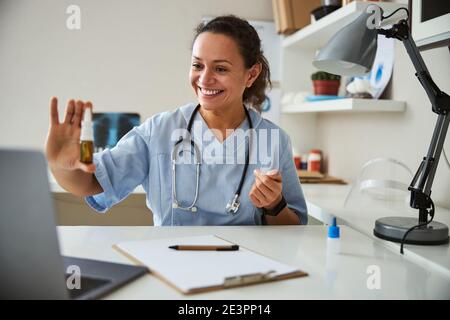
[45,16,308,226]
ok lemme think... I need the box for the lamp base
[374,217,449,245]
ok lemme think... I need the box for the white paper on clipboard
[114,235,306,294]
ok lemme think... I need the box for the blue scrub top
[85,103,308,226]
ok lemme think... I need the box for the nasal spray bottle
[80,107,94,164]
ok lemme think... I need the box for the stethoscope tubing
[171,104,253,213]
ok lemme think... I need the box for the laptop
[0,149,148,299]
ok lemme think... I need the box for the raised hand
[45,97,95,173]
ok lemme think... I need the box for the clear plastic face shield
[344,157,416,214]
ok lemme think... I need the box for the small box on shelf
[272,0,321,35]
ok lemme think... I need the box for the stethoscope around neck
[171,104,253,215]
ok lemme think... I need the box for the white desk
[302,184,450,278]
[58,225,450,299]
[50,175,450,280]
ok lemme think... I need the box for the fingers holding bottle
[249,169,283,209]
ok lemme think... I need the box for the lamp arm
[378,20,450,223]
[408,114,450,223]
[378,20,450,114]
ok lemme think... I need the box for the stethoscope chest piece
[226,194,240,215]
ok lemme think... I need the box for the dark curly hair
[193,15,272,112]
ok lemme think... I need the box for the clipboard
[113,235,308,295]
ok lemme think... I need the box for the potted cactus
[311,71,341,95]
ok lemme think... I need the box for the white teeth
[199,87,222,96]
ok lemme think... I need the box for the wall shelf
[282,98,406,113]
[282,1,407,51]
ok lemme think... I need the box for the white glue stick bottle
[325,217,340,286]
[327,217,340,254]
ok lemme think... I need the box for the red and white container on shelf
[308,149,322,172]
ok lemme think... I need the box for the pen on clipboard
[168,244,239,251]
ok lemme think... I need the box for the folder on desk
[113,235,308,294]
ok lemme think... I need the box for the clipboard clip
[223,270,276,288]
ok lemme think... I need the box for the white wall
[0,0,273,150]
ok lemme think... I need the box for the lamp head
[313,5,382,77]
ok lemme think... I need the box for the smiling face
[190,32,259,113]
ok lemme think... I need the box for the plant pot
[313,80,340,95]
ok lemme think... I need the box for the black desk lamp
[312,4,450,254]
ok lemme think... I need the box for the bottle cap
[328,217,340,238]
[80,107,94,141]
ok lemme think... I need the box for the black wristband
[261,195,287,217]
